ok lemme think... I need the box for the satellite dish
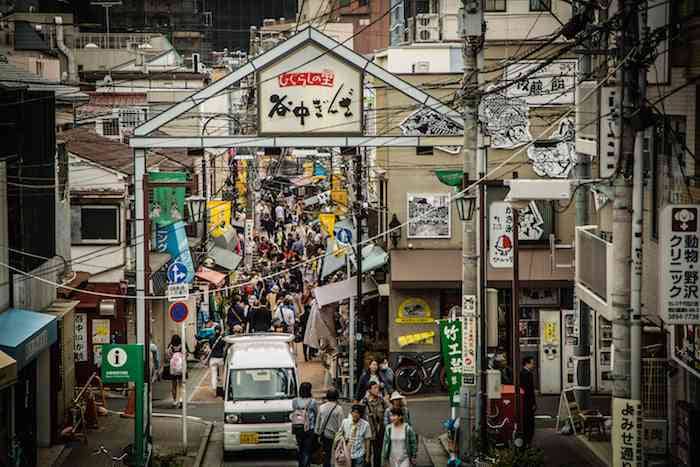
[84,43,99,48]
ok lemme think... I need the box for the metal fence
[642,358,668,419]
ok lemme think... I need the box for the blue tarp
[0,309,57,369]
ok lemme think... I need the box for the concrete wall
[73,49,136,72]
[388,288,440,353]
[7,54,61,81]
[375,45,463,74]
[484,0,572,42]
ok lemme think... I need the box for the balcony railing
[74,32,162,50]
[576,226,611,302]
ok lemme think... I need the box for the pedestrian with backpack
[315,388,345,467]
[291,382,318,467]
[165,334,184,408]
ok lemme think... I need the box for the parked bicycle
[9,435,25,467]
[394,353,447,395]
[92,445,130,467]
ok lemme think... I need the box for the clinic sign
[660,205,700,324]
[258,42,363,135]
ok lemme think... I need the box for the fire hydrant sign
[257,43,362,135]
[660,205,700,324]
[612,398,642,467]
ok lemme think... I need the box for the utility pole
[245,158,255,271]
[459,0,483,461]
[611,0,639,402]
[573,0,593,411]
[353,148,363,402]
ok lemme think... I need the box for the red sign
[278,70,334,88]
[169,302,189,323]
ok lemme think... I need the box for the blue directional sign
[167,261,188,284]
[169,301,189,323]
[336,227,352,245]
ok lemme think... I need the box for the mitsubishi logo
[261,415,266,421]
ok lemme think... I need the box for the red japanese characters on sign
[278,70,335,88]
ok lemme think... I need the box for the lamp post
[388,214,401,248]
[455,191,477,223]
[186,195,206,247]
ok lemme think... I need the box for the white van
[222,333,298,455]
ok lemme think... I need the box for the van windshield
[227,368,297,401]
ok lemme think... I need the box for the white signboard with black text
[489,201,545,268]
[462,295,477,386]
[599,86,620,178]
[612,398,642,467]
[258,43,362,135]
[660,205,700,324]
[504,60,577,106]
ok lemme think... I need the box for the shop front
[0,309,58,466]
[388,249,462,390]
[0,350,17,467]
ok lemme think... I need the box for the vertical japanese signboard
[74,313,88,362]
[258,43,362,135]
[660,205,700,324]
[462,295,477,386]
[612,398,642,467]
[438,319,462,407]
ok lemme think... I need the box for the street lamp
[388,213,401,248]
[455,190,477,221]
[186,195,206,238]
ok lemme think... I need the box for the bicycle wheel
[395,365,423,396]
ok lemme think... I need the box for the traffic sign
[169,301,189,323]
[336,227,352,245]
[167,261,189,284]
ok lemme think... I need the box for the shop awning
[195,267,227,286]
[0,351,16,389]
[208,246,242,271]
[390,250,461,288]
[350,244,388,274]
[0,309,57,369]
[313,275,378,307]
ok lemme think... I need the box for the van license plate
[240,432,259,444]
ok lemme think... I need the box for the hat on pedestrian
[389,391,405,401]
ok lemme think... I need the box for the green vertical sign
[102,344,145,466]
[149,171,187,226]
[438,319,462,407]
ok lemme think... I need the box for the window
[35,60,43,77]
[529,0,551,11]
[101,117,120,136]
[72,205,120,244]
[118,108,148,130]
[484,0,506,12]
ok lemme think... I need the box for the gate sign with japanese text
[258,43,362,135]
[612,398,642,467]
[660,205,700,324]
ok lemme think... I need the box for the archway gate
[129,25,464,455]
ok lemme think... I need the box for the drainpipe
[54,17,77,84]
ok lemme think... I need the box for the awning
[195,267,227,286]
[0,351,17,389]
[0,309,58,369]
[208,246,242,271]
[350,244,388,274]
[313,276,378,307]
[390,250,461,288]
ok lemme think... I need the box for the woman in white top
[381,407,417,467]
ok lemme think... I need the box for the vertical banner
[208,201,232,238]
[462,295,477,386]
[612,398,643,467]
[157,221,194,283]
[74,313,88,362]
[319,213,336,239]
[149,172,187,226]
[439,319,462,407]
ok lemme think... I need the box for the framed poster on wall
[407,193,451,239]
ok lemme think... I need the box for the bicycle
[9,435,25,467]
[92,445,129,467]
[394,353,447,395]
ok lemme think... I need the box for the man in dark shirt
[519,356,537,446]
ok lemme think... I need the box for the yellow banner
[319,213,336,239]
[208,201,231,237]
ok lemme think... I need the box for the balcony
[575,226,614,321]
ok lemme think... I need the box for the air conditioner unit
[414,14,440,42]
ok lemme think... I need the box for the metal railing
[577,227,610,301]
[74,32,161,50]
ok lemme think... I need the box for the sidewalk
[58,412,210,467]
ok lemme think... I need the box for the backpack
[169,351,184,376]
[290,399,311,435]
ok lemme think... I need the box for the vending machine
[561,305,598,392]
[539,310,562,394]
[595,314,614,393]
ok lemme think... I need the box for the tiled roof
[58,127,193,175]
[0,59,86,101]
